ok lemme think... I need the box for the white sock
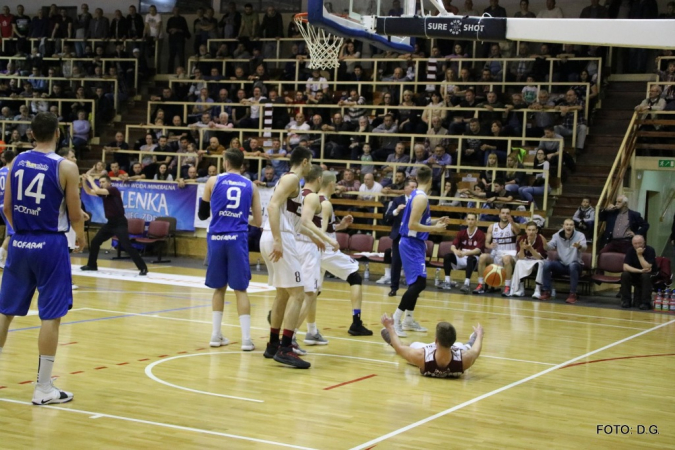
[404,310,414,321]
[505,280,511,287]
[464,278,470,285]
[0,247,5,260]
[384,267,391,277]
[393,308,403,324]
[239,314,251,341]
[445,275,450,283]
[478,277,484,284]
[37,355,55,389]
[212,311,223,337]
[307,322,318,335]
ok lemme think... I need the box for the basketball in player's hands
[483,264,506,288]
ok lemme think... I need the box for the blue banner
[81,181,198,231]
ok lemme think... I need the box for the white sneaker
[209,335,230,347]
[552,289,557,298]
[71,284,79,290]
[394,322,407,337]
[241,339,255,351]
[304,331,329,345]
[532,288,542,299]
[32,382,74,405]
[511,288,525,297]
[375,275,391,285]
[0,260,5,269]
[402,320,428,332]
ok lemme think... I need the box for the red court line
[138,358,150,361]
[60,341,78,346]
[560,353,675,369]
[117,362,129,366]
[324,374,377,391]
[70,371,84,375]
[177,351,187,354]
[95,366,107,370]
[194,348,206,351]
[0,386,6,389]
[158,355,169,357]
[18,380,32,385]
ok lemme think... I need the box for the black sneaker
[472,283,485,294]
[263,341,279,359]
[273,346,311,369]
[348,321,373,336]
[266,310,271,325]
[80,265,98,271]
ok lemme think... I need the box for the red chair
[428,241,453,268]
[336,232,350,252]
[591,252,625,285]
[348,234,375,261]
[425,240,435,263]
[133,220,171,263]
[367,236,393,263]
[112,218,146,260]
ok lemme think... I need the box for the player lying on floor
[380,313,484,378]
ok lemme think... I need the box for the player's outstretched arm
[302,193,337,248]
[408,195,447,233]
[61,159,83,225]
[381,313,425,370]
[249,184,263,228]
[461,324,484,371]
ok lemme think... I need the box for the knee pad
[347,271,362,286]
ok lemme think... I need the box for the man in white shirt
[356,173,383,227]
[285,112,311,148]
[537,0,564,18]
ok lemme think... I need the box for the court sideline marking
[349,319,675,450]
[0,398,317,450]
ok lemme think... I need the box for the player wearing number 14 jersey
[199,149,262,351]
[0,113,82,405]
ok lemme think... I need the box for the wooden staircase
[544,81,646,235]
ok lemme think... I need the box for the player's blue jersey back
[208,172,253,234]
[10,151,69,233]
[0,166,8,206]
[399,189,431,241]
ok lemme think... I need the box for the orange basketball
[483,264,506,288]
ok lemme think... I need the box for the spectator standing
[599,195,650,254]
[620,235,656,310]
[166,7,190,74]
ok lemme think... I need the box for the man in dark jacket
[377,179,417,297]
[620,235,656,310]
[599,195,650,254]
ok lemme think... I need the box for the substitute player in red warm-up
[439,213,485,292]
[380,313,484,378]
[296,171,373,346]
[473,207,520,296]
[260,146,334,369]
[199,149,263,351]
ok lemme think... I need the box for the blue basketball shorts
[205,232,251,291]
[0,232,72,320]
[399,237,427,285]
[0,209,14,236]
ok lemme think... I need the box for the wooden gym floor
[0,256,674,449]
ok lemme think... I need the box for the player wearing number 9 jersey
[199,149,262,351]
[0,150,16,268]
[0,113,82,406]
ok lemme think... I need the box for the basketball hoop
[294,13,344,70]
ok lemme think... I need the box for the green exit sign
[658,160,675,168]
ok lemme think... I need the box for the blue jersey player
[199,149,262,352]
[394,166,449,338]
[0,113,82,405]
[0,149,16,268]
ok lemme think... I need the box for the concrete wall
[631,168,675,255]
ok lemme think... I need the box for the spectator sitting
[480,120,508,165]
[266,137,288,177]
[285,112,310,149]
[421,91,447,129]
[424,145,452,191]
[538,125,576,173]
[339,89,367,123]
[518,149,550,209]
[254,165,279,187]
[620,235,656,310]
[372,114,399,161]
[177,165,200,187]
[128,162,146,181]
[539,218,586,304]
[104,131,131,171]
[449,89,479,135]
[425,116,449,150]
[521,75,539,105]
[154,163,174,181]
[335,168,361,200]
[461,119,485,165]
[406,143,429,178]
[381,142,411,182]
[196,164,218,183]
[72,110,92,156]
[306,69,328,98]
[108,161,128,180]
[554,89,587,154]
[358,144,375,176]
[598,195,650,255]
[509,221,548,297]
[573,196,595,234]
[86,161,108,179]
[349,116,373,160]
[477,91,505,130]
[382,169,408,196]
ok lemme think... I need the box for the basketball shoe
[32,382,73,406]
[291,336,307,355]
[501,286,511,297]
[263,341,279,359]
[209,335,230,347]
[304,331,328,345]
[472,283,486,294]
[348,320,373,336]
[241,339,255,351]
[393,321,407,337]
[274,346,311,369]
[402,319,427,332]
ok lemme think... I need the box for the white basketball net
[294,16,344,70]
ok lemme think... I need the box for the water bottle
[434,268,441,287]
[654,290,662,311]
[364,263,370,281]
[662,289,670,312]
[256,258,261,272]
[670,291,675,313]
